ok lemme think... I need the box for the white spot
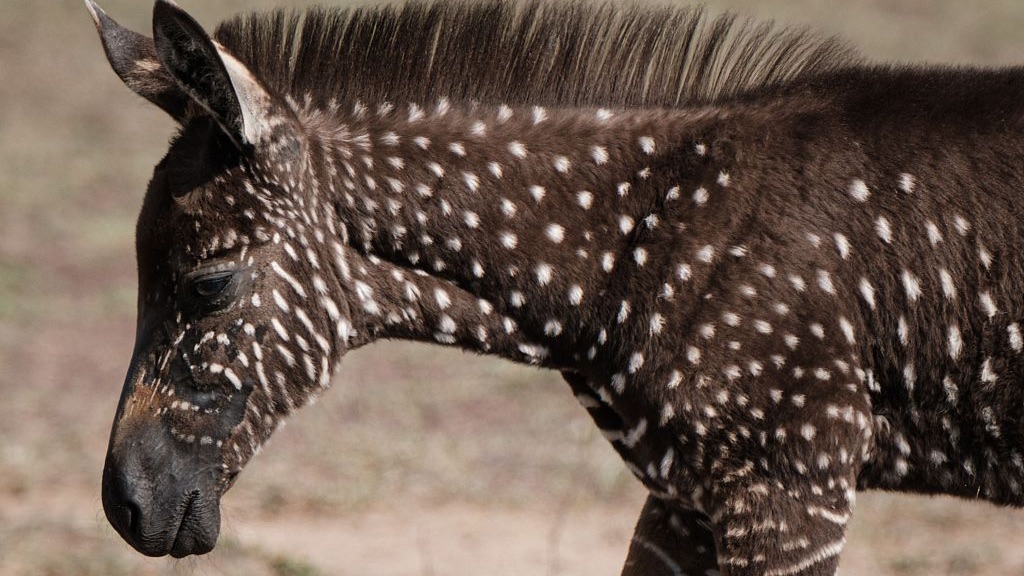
[535,263,553,285]
[748,361,763,376]
[948,325,963,359]
[463,211,481,228]
[497,104,513,123]
[617,301,631,323]
[601,252,615,272]
[696,245,714,263]
[699,323,715,339]
[434,288,452,309]
[849,179,870,202]
[876,217,892,243]
[595,108,613,121]
[438,314,457,334]
[223,368,243,391]
[529,185,546,203]
[898,315,909,346]
[546,224,565,243]
[272,289,290,312]
[858,278,876,310]
[448,142,466,156]
[478,299,494,315]
[649,313,665,334]
[509,291,526,307]
[677,264,692,281]
[817,270,835,294]
[500,198,517,218]
[628,352,645,373]
[271,261,308,298]
[544,320,563,336]
[462,171,480,192]
[898,173,916,193]
[954,215,971,235]
[531,106,547,124]
[638,136,656,155]
[924,220,943,246]
[633,248,648,266]
[901,270,921,302]
[981,358,997,384]
[692,187,709,206]
[619,215,635,235]
[980,291,998,318]
[499,231,518,249]
[938,268,956,300]
[508,141,527,158]
[553,156,571,173]
[788,275,806,292]
[834,233,850,259]
[568,285,584,306]
[839,317,855,344]
[576,191,594,209]
[686,346,700,364]
[1009,323,1023,352]
[590,145,609,164]
[979,243,993,269]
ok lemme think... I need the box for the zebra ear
[85,0,189,121]
[152,0,273,146]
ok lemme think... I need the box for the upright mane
[213,0,860,109]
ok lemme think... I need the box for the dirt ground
[4,1,1024,575]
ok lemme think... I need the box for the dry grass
[4,0,1024,574]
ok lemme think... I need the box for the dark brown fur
[89,1,1024,574]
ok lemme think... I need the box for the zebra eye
[192,272,233,299]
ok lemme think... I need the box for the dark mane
[213,0,860,108]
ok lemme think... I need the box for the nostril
[123,498,142,534]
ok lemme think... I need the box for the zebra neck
[310,100,714,366]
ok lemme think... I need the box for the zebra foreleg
[621,496,719,576]
[707,477,855,576]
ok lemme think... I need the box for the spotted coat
[88,0,1024,573]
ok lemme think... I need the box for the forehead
[137,119,256,270]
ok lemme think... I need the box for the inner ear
[153,0,245,145]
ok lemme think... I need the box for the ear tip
[153,0,183,15]
[83,0,105,26]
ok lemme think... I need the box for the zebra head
[88,0,349,557]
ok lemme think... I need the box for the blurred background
[3,0,1024,574]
